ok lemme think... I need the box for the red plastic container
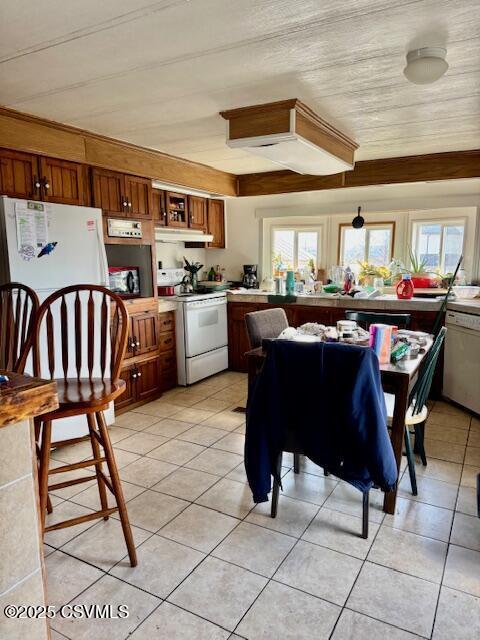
[396,275,414,299]
[411,276,433,289]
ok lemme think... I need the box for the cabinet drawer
[162,367,177,391]
[159,311,175,333]
[159,331,175,352]
[159,351,176,372]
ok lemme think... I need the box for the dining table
[245,334,434,515]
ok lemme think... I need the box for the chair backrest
[29,284,129,382]
[345,310,411,330]
[245,308,289,349]
[410,327,447,414]
[0,282,39,372]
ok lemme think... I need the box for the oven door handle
[186,299,227,310]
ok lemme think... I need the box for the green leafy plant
[406,246,430,275]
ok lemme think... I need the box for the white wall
[155,242,207,276]
[208,179,480,283]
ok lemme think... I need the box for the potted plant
[357,262,391,287]
[405,247,435,288]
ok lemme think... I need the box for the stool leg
[414,421,427,467]
[87,413,109,520]
[271,452,283,518]
[404,425,418,496]
[95,411,137,567]
[293,453,300,474]
[362,491,369,539]
[38,421,52,533]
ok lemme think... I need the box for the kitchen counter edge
[0,371,58,429]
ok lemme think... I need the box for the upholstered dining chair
[25,284,137,567]
[245,307,289,349]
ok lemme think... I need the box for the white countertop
[227,290,444,311]
[446,299,480,315]
[158,298,178,313]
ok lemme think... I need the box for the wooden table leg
[383,376,410,514]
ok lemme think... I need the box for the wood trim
[220,98,357,166]
[337,221,396,265]
[237,149,480,196]
[0,106,237,196]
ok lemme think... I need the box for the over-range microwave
[108,266,141,298]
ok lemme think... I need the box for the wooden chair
[345,310,411,330]
[385,327,447,495]
[0,282,39,372]
[25,285,137,567]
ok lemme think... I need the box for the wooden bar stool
[0,282,39,371]
[23,285,137,567]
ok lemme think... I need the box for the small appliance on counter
[157,268,184,296]
[108,266,140,298]
[243,264,259,289]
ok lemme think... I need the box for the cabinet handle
[128,201,132,209]
[42,177,50,190]
[162,210,167,218]
[34,176,41,193]
[122,196,128,211]
[135,340,140,347]
[131,371,137,379]
[137,371,142,378]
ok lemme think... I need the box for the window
[339,223,394,273]
[272,227,321,273]
[412,220,465,274]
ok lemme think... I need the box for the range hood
[220,99,358,176]
[155,227,213,243]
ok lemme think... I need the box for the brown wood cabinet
[158,311,177,392]
[131,310,159,356]
[125,174,152,219]
[0,148,39,199]
[152,189,167,225]
[207,199,225,248]
[188,195,207,230]
[92,167,152,219]
[0,147,86,204]
[165,191,188,227]
[39,156,87,205]
[115,305,177,412]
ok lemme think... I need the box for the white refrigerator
[0,196,115,440]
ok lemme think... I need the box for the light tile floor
[38,371,479,639]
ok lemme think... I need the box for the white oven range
[175,291,228,385]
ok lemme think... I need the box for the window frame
[270,224,323,274]
[411,218,466,274]
[338,221,396,267]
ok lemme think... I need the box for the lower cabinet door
[115,364,136,410]
[136,357,162,402]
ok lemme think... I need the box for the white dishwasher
[443,309,480,414]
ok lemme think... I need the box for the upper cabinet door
[0,148,39,199]
[125,175,152,219]
[165,191,188,227]
[207,199,225,248]
[39,157,86,205]
[91,168,127,217]
[152,189,167,226]
[188,195,207,230]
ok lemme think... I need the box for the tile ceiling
[1,0,479,174]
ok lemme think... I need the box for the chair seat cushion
[384,392,428,426]
[42,378,125,418]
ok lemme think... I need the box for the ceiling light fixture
[352,206,364,229]
[403,47,448,85]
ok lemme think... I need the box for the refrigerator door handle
[96,221,109,287]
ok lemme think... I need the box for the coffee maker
[242,264,258,289]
